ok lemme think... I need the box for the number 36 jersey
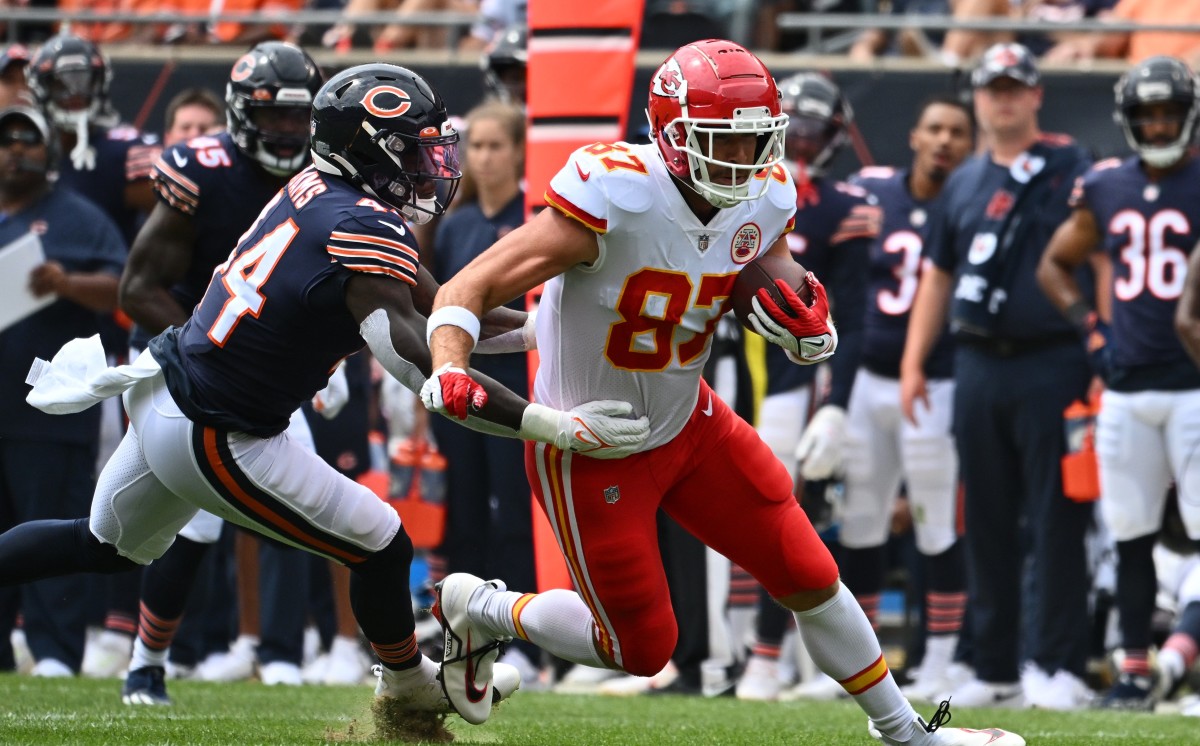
[538,141,797,450]
[151,165,420,437]
[1070,155,1200,390]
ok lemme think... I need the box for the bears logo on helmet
[363,86,412,119]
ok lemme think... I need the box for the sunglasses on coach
[0,130,44,147]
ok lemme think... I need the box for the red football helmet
[646,39,787,208]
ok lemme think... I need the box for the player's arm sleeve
[327,215,421,287]
[151,145,200,216]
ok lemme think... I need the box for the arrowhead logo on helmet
[363,85,412,118]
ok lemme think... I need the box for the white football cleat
[735,655,784,701]
[374,658,521,713]
[433,573,512,724]
[869,703,1026,745]
[944,677,1026,709]
[779,671,848,701]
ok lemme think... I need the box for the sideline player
[118,41,336,704]
[845,96,974,702]
[423,39,1024,746]
[1038,55,1200,710]
[0,63,649,722]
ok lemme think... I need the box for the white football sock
[474,588,608,668]
[794,583,920,741]
[129,637,167,671]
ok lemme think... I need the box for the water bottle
[419,447,447,507]
[389,438,421,500]
[1061,399,1099,502]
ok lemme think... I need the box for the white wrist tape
[426,305,481,348]
[517,402,560,445]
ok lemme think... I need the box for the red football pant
[525,380,838,676]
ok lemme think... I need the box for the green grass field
[0,675,1196,745]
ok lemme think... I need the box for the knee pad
[75,518,142,574]
[351,525,414,581]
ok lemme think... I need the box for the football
[730,254,813,330]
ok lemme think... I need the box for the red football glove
[420,363,488,420]
[748,273,838,364]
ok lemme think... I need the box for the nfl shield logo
[603,485,621,504]
[697,234,711,253]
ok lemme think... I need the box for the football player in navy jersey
[1038,55,1200,710]
[845,96,974,702]
[118,41,333,705]
[27,32,160,245]
[3,63,650,725]
[736,72,880,703]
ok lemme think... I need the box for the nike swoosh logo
[171,151,188,168]
[575,161,591,182]
[464,630,489,703]
[571,417,611,452]
[377,220,406,237]
[701,392,713,416]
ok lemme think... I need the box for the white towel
[26,335,161,415]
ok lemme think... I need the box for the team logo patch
[731,223,761,264]
[363,85,412,118]
[651,58,684,98]
[230,53,256,82]
[984,189,1014,220]
[967,233,997,265]
[603,486,621,505]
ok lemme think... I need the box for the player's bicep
[761,233,794,262]
[1045,207,1101,268]
[121,204,197,294]
[442,206,599,313]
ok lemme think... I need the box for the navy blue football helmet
[310,63,461,224]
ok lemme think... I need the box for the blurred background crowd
[1,0,1200,725]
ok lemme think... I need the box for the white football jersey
[536,141,797,450]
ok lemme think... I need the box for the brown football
[730,254,812,331]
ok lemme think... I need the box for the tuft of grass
[0,673,1195,745]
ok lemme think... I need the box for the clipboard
[0,232,53,333]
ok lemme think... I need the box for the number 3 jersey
[1070,155,1200,390]
[539,141,797,450]
[851,166,953,380]
[151,165,420,437]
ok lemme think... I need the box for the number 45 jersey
[151,165,420,437]
[540,141,797,450]
[1070,155,1200,391]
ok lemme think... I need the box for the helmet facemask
[333,119,462,224]
[241,99,312,176]
[664,107,787,208]
[1119,100,1197,169]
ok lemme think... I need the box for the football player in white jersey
[420,39,1024,746]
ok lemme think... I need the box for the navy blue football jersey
[152,166,420,437]
[57,123,160,245]
[851,167,954,379]
[763,175,877,405]
[1071,155,1200,390]
[926,136,1091,340]
[131,132,286,349]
